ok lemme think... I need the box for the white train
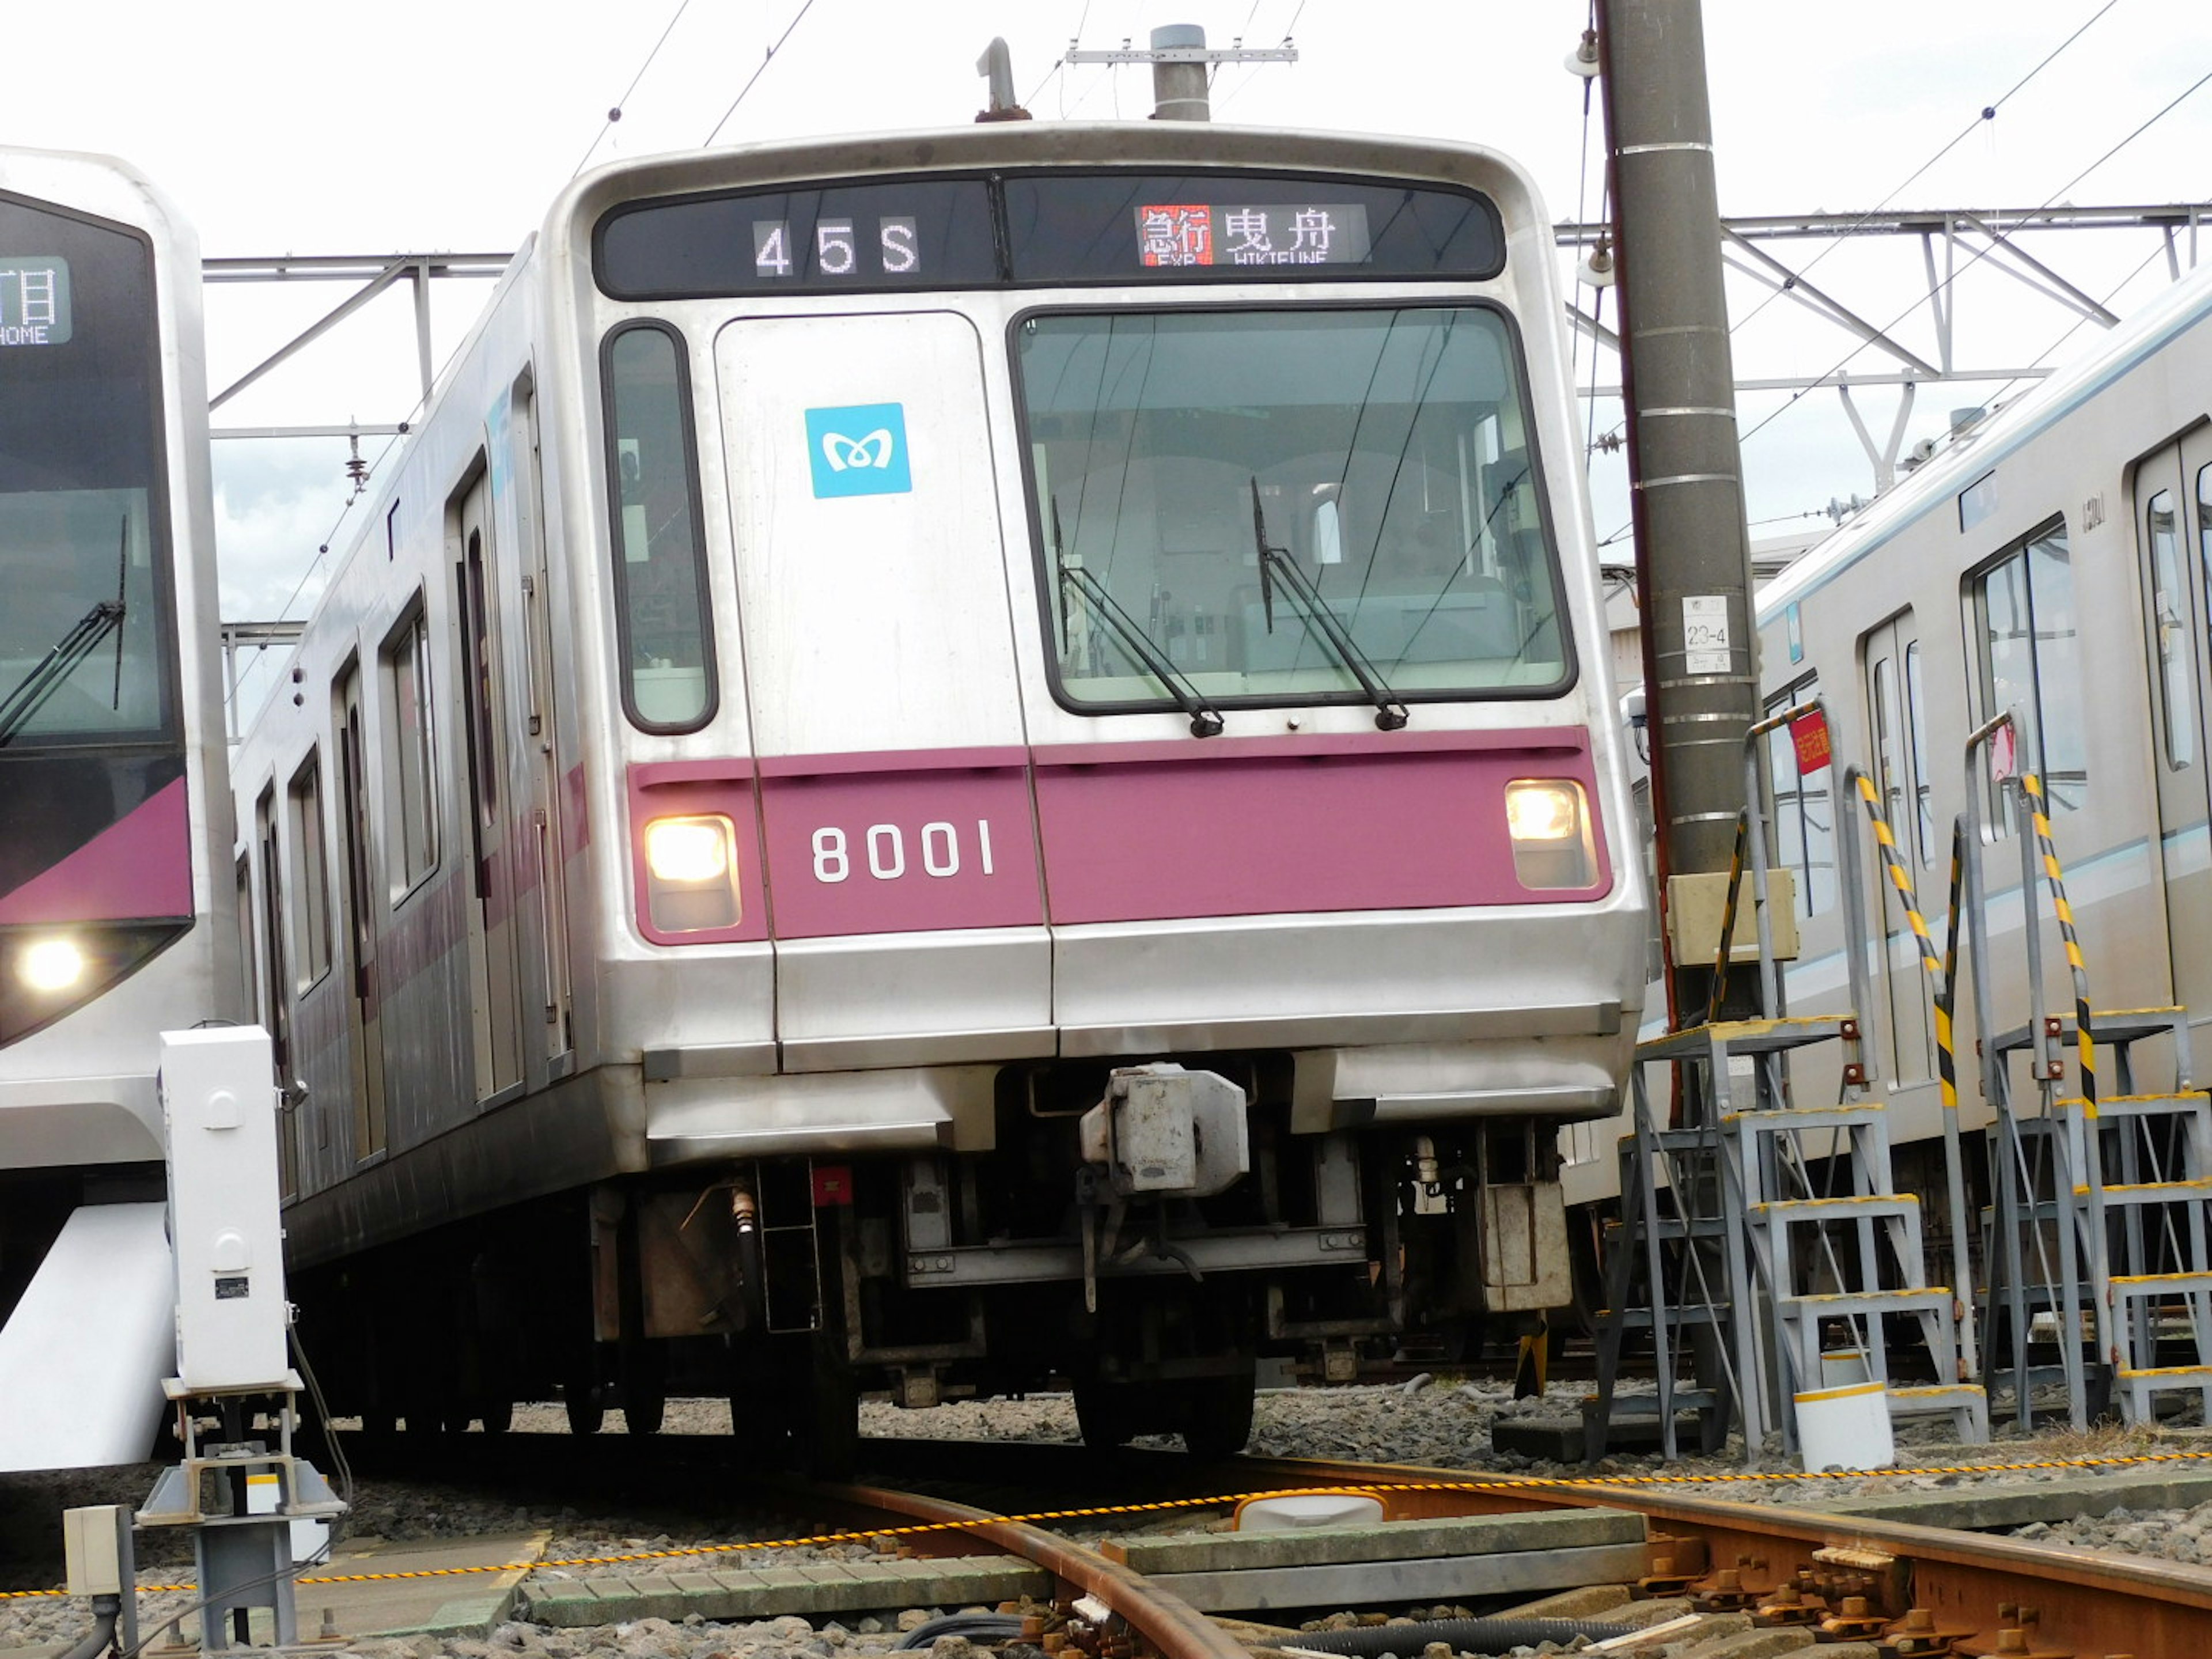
[230,122,1646,1461]
[0,147,238,1469]
[1565,254,2212,1263]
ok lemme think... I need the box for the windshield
[1017,306,1567,713]
[0,196,173,747]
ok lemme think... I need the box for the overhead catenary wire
[1215,0,1310,114]
[702,0,821,147]
[1733,59,2212,456]
[1584,0,2123,461]
[1723,0,2119,343]
[1028,0,1096,111]
[571,0,696,178]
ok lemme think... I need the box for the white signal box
[160,1028,289,1391]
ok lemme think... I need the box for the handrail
[1843,765,1978,1376]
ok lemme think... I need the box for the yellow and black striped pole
[1705,807,1752,1028]
[2021,774,2096,1116]
[1853,774,1957,1109]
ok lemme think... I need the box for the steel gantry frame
[1558,202,2211,490]
[203,252,509,442]
[198,204,2207,471]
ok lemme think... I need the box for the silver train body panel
[1566,256,2212,1206]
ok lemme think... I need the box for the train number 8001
[810,820,998,884]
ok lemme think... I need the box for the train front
[0,149,232,1469]
[563,125,1644,1446]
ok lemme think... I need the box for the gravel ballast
[7,1380,2211,1656]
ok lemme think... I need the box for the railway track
[312,1429,2212,1656]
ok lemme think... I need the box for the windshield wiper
[1249,480,1408,731]
[0,518,131,748]
[1052,498,1224,738]
[0,597,126,747]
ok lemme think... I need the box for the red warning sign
[1790,709,1833,775]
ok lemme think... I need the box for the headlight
[646,817,730,884]
[1505,780,1595,889]
[19,937,86,993]
[642,815,740,933]
[1505,781,1582,842]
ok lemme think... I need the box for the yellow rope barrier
[13,1446,2212,1601]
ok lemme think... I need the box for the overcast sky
[6,0,2210,678]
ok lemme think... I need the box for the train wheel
[565,1381,605,1436]
[1180,1370,1256,1459]
[480,1401,513,1435]
[1073,1382,1134,1452]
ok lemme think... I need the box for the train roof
[1755,252,2212,620]
[551,121,1554,238]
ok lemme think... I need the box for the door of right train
[2135,429,2212,1018]
[1862,611,1937,1089]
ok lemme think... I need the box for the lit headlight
[642,815,740,933]
[1505,780,1595,889]
[646,817,731,884]
[19,937,86,993]
[1506,781,1582,841]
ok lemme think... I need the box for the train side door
[1861,613,1936,1085]
[254,786,296,1196]
[514,381,573,1060]
[455,473,526,1101]
[335,658,389,1158]
[2135,431,2212,1016]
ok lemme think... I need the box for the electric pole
[1597,0,1763,1029]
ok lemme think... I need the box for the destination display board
[594,171,1503,299]
[0,257,71,346]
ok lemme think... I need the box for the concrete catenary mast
[1597,0,1762,1026]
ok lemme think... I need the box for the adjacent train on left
[229,121,1647,1462]
[0,146,238,1470]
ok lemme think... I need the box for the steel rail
[813,1482,1252,1659]
[1250,1456,2212,1654]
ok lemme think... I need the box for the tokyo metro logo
[805,403,912,498]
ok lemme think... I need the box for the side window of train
[381,597,440,895]
[2146,487,2194,768]
[1763,675,1836,917]
[1863,619,1938,868]
[1969,518,2087,826]
[601,320,717,733]
[289,750,333,990]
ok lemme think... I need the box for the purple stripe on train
[0,775,192,924]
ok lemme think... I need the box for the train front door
[456,472,525,1101]
[2135,430,2212,1018]
[713,310,1050,1069]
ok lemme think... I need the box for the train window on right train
[1763,675,1836,916]
[2147,488,2195,770]
[1969,518,2087,827]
